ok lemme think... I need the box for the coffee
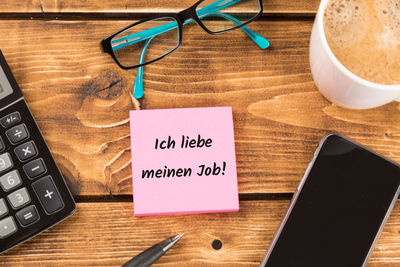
[324,0,400,85]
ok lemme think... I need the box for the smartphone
[260,134,400,267]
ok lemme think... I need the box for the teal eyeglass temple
[111,0,269,99]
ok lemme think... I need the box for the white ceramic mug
[309,0,400,110]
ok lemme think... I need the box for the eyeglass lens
[196,0,261,33]
[111,17,180,68]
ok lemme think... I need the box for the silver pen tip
[162,233,184,252]
[172,233,184,242]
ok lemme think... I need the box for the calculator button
[0,199,8,218]
[0,170,22,192]
[32,176,64,214]
[7,187,30,209]
[0,216,17,238]
[23,158,46,179]
[16,205,39,227]
[0,153,13,173]
[6,124,29,144]
[0,112,21,128]
[15,141,37,162]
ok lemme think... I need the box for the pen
[122,233,184,267]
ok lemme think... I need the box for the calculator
[0,50,76,254]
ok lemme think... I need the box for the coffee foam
[324,0,370,48]
[324,0,400,85]
[375,0,400,46]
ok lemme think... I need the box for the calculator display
[0,66,13,100]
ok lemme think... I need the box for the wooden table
[0,0,399,266]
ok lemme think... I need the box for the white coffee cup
[309,0,400,109]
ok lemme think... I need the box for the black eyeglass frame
[101,0,263,70]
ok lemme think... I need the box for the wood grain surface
[0,0,319,15]
[1,201,400,266]
[1,18,399,196]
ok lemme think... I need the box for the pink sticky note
[129,107,239,216]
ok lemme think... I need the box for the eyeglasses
[101,0,269,99]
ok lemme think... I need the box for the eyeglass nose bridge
[177,6,199,23]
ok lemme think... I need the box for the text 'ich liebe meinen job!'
[141,134,227,179]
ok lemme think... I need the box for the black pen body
[122,243,165,267]
[122,234,183,267]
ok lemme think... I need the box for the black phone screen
[262,134,400,267]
